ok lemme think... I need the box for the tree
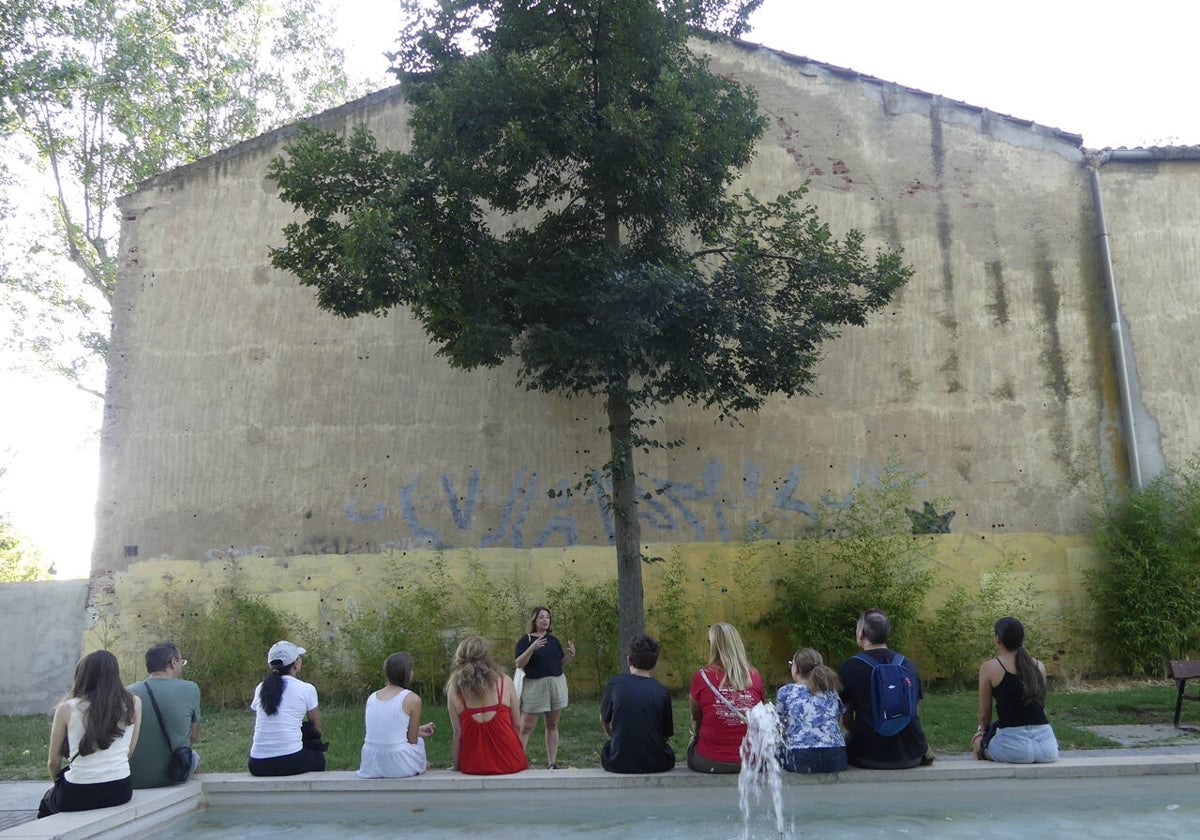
[0,517,51,581]
[267,0,912,656]
[1,0,356,396]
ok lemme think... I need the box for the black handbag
[37,751,73,818]
[143,681,194,783]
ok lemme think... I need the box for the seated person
[776,648,847,773]
[127,642,201,788]
[600,634,675,773]
[248,641,326,776]
[837,609,931,769]
[356,652,435,778]
[446,637,527,775]
[974,617,1058,763]
[688,622,764,773]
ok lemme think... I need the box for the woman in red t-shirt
[687,622,764,773]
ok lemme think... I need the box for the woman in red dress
[446,637,528,775]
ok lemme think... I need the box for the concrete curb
[4,753,1199,838]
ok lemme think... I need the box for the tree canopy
[1,0,356,396]
[268,0,911,653]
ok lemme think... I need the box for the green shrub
[646,552,702,689]
[921,553,1038,686]
[547,565,621,693]
[760,457,936,663]
[1087,458,1200,675]
[334,553,462,702]
[175,589,311,708]
[461,552,529,651]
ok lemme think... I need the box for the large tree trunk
[606,383,644,663]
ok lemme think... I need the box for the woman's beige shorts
[520,673,568,714]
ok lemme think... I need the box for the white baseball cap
[267,641,305,668]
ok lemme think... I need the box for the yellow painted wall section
[86,532,1097,691]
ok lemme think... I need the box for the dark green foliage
[1087,458,1200,675]
[646,552,701,688]
[760,458,936,662]
[333,553,462,702]
[547,567,622,691]
[921,556,1040,686]
[174,589,311,708]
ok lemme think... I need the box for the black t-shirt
[599,673,675,773]
[837,648,928,769]
[515,633,565,679]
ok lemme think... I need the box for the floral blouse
[776,683,846,750]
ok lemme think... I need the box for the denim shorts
[986,724,1058,764]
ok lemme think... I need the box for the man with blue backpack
[837,609,934,769]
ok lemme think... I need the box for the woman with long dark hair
[248,640,326,776]
[446,636,527,775]
[40,650,142,817]
[974,617,1058,763]
[356,652,434,778]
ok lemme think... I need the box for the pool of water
[143,775,1200,839]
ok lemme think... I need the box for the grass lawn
[0,682,1183,780]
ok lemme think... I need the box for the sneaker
[548,762,559,770]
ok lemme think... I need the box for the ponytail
[790,648,842,694]
[994,617,1045,707]
[260,667,289,715]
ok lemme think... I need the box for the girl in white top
[248,641,326,776]
[41,650,142,817]
[356,652,435,778]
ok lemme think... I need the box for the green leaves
[2,0,354,394]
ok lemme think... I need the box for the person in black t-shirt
[600,634,675,773]
[837,609,933,769]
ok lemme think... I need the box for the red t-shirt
[689,666,765,763]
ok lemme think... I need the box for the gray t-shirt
[127,677,201,788]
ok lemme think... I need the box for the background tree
[0,462,51,581]
[268,0,912,656]
[1,0,357,396]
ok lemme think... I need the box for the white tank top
[62,697,134,784]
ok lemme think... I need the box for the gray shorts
[520,673,568,714]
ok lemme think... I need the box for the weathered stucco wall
[0,580,90,714]
[1096,158,1200,474]
[98,40,1125,576]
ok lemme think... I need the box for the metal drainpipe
[1087,151,1144,490]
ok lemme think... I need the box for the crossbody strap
[699,668,748,723]
[142,680,176,749]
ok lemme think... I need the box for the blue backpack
[854,652,917,737]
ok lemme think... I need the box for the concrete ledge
[0,782,200,839]
[5,753,1199,838]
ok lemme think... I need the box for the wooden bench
[1169,660,1200,729]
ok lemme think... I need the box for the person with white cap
[248,640,326,776]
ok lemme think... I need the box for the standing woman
[356,652,435,778]
[446,636,528,775]
[248,641,326,776]
[514,606,575,769]
[974,617,1059,764]
[40,650,142,817]
[688,622,765,773]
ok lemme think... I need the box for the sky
[2,0,1198,580]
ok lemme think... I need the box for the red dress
[457,679,528,775]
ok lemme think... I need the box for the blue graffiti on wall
[340,458,881,551]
